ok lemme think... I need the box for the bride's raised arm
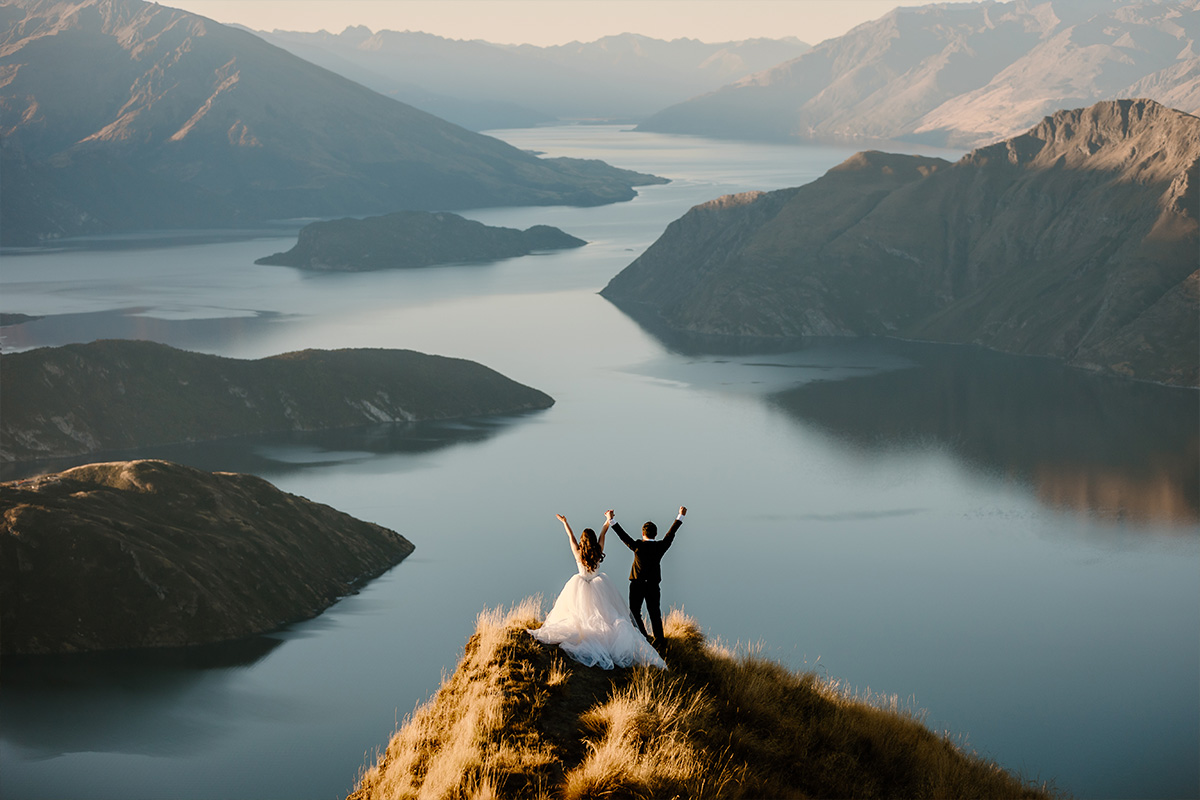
[556,513,581,560]
[599,509,614,552]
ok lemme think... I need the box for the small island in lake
[256,210,587,271]
[0,340,554,463]
[0,459,414,654]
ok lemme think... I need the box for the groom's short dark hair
[642,521,658,539]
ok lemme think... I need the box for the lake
[1,126,1196,800]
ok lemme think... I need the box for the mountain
[255,210,586,270]
[0,459,414,653]
[603,100,1199,387]
[0,340,555,462]
[0,0,663,246]
[348,600,1053,799]
[253,27,810,128]
[638,0,1200,148]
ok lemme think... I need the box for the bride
[529,510,666,669]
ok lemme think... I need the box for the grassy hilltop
[351,600,1057,799]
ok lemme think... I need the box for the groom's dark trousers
[628,579,663,643]
[612,518,682,644]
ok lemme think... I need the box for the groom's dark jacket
[611,519,681,583]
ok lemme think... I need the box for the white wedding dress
[530,557,666,670]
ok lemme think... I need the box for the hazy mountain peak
[966,97,1200,186]
[1,0,197,58]
[339,23,373,41]
[640,0,1198,148]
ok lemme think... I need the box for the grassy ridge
[351,600,1058,799]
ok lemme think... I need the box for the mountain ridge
[252,27,810,128]
[0,0,663,245]
[348,600,1055,799]
[604,99,1199,387]
[638,0,1200,148]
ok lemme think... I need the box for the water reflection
[0,307,292,355]
[0,636,283,758]
[0,226,302,255]
[770,342,1199,525]
[0,415,539,482]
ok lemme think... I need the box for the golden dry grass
[349,602,1062,800]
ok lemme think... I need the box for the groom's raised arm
[611,520,637,551]
[661,506,686,551]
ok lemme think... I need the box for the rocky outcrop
[604,100,1200,387]
[0,459,414,654]
[0,0,664,245]
[0,340,554,462]
[638,1,1200,149]
[255,210,586,270]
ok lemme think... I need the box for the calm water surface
[1,126,1196,800]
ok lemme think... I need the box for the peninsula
[255,210,586,271]
[0,459,414,654]
[604,100,1199,387]
[0,340,554,462]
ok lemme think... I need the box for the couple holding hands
[529,506,687,670]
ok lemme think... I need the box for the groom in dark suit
[607,506,686,649]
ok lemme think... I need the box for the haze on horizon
[167,0,933,45]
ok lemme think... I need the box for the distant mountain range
[251,28,810,130]
[603,99,1199,387]
[639,0,1200,148]
[0,0,663,245]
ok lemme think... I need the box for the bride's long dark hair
[578,528,605,571]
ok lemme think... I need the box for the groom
[607,506,687,649]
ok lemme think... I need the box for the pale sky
[167,0,937,46]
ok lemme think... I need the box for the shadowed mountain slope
[604,100,1199,387]
[0,0,663,245]
[0,340,554,462]
[0,459,414,654]
[639,0,1200,148]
